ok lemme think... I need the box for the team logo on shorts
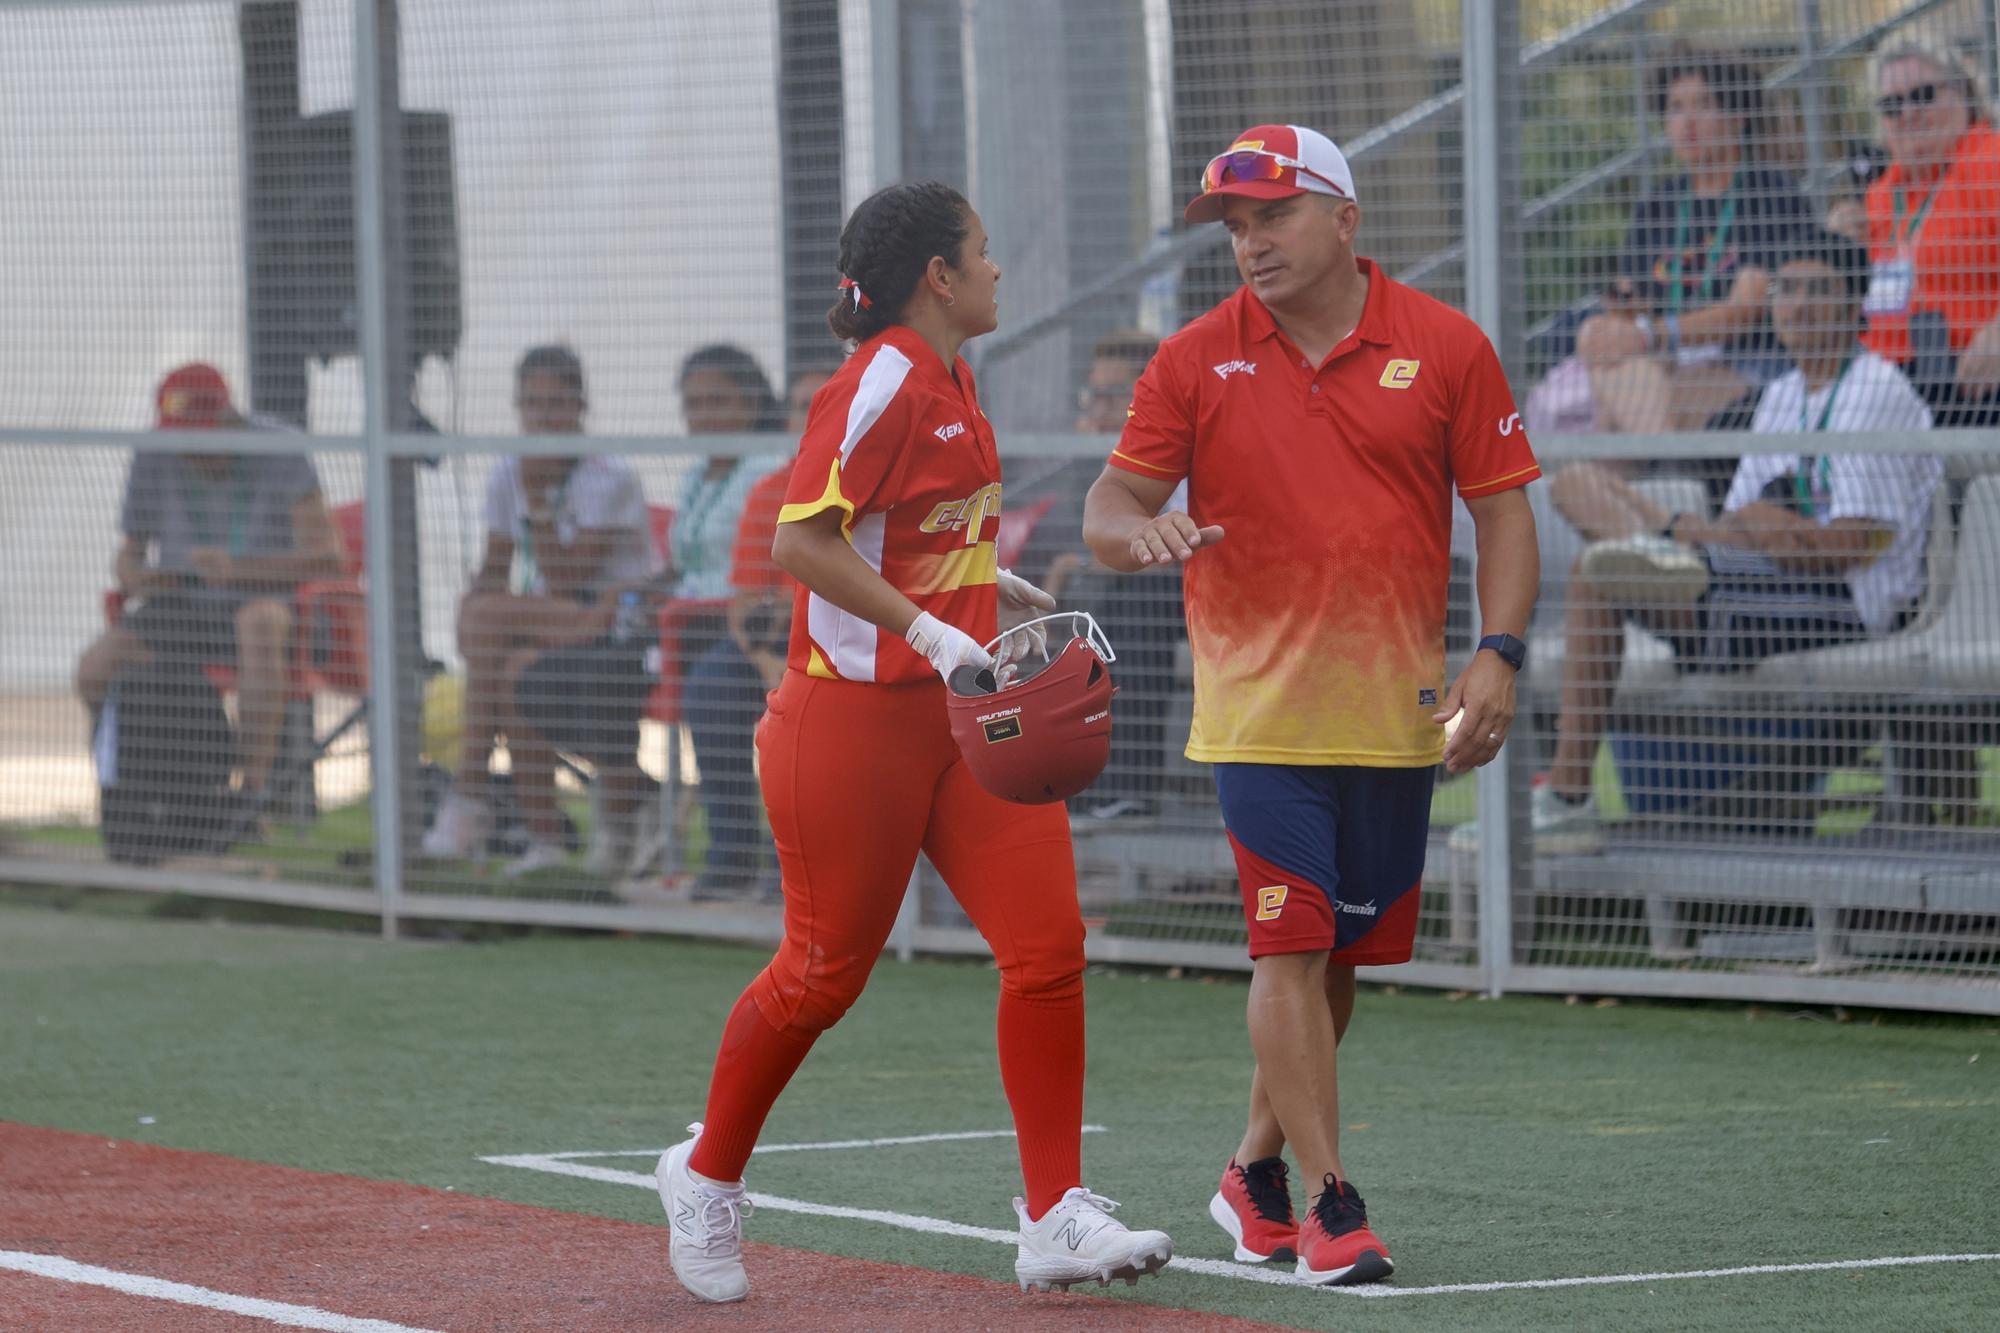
[1418,687,1437,707]
[1339,899,1379,917]
[1379,359,1421,389]
[1255,885,1289,921]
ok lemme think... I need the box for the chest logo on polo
[1213,360,1258,381]
[918,480,1004,544]
[934,421,968,442]
[1379,359,1421,389]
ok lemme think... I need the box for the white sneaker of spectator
[584,810,633,879]
[1579,534,1710,606]
[1447,777,1604,856]
[502,838,570,879]
[420,792,491,861]
[623,798,668,880]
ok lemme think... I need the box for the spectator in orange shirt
[1858,35,2000,427]
[681,367,831,897]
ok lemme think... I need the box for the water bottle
[611,589,647,645]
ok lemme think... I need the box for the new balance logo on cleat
[1015,1187,1174,1293]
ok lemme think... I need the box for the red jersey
[778,325,1002,684]
[1110,260,1538,765]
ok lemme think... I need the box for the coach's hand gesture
[1130,511,1224,567]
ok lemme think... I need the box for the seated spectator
[664,343,788,893]
[1858,34,2000,427]
[1823,146,1888,246]
[1575,48,1811,439]
[679,367,830,897]
[1461,230,1940,854]
[421,345,662,876]
[1016,328,1185,825]
[75,363,345,814]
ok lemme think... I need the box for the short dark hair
[1651,46,1768,148]
[1776,227,1872,301]
[826,181,973,344]
[678,343,784,430]
[1089,328,1159,369]
[515,343,585,398]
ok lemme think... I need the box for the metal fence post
[1463,0,1524,1000]
[354,0,403,941]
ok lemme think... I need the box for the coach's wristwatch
[1476,633,1527,672]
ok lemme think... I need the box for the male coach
[1083,124,1541,1284]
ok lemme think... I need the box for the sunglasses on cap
[1199,148,1346,199]
[1875,82,1945,118]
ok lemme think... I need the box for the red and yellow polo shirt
[1110,259,1539,765]
[778,325,1002,685]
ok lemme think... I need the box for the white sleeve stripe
[838,345,914,464]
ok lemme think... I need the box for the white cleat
[1014,1187,1174,1293]
[655,1122,752,1303]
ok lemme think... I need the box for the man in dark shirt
[76,364,345,800]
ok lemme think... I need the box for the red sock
[997,989,1085,1219]
[687,988,817,1182]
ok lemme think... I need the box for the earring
[943,292,955,307]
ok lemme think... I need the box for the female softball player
[654,181,1173,1304]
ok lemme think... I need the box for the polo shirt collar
[1239,256,1395,350]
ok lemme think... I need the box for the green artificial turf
[2,894,1996,1330]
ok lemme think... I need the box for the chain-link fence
[3,0,1997,1014]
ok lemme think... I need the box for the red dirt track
[0,1124,1287,1331]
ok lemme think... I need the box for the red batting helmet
[946,612,1118,806]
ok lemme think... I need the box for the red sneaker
[1296,1174,1393,1285]
[1207,1156,1298,1263]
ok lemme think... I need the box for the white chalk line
[0,1249,444,1332]
[480,1150,2000,1299]
[527,1125,1108,1161]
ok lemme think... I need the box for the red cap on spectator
[156,363,234,430]
[1185,124,1357,224]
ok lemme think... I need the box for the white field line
[481,1152,2000,1299]
[0,1249,445,1332]
[531,1125,1109,1160]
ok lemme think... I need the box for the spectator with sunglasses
[1574,48,1812,440]
[1859,35,2000,427]
[1455,229,1939,856]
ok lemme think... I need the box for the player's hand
[996,567,1056,618]
[1434,652,1517,774]
[1130,512,1223,567]
[906,610,993,682]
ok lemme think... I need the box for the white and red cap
[1184,124,1357,225]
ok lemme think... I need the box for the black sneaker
[1296,1173,1393,1285]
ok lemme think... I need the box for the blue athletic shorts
[1213,763,1436,962]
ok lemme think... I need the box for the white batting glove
[907,610,993,682]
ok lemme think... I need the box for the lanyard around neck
[1793,356,1852,518]
[1891,181,1940,249]
[516,467,574,590]
[188,459,252,557]
[1667,176,1739,315]
[675,464,737,576]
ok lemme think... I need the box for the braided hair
[826,181,972,344]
